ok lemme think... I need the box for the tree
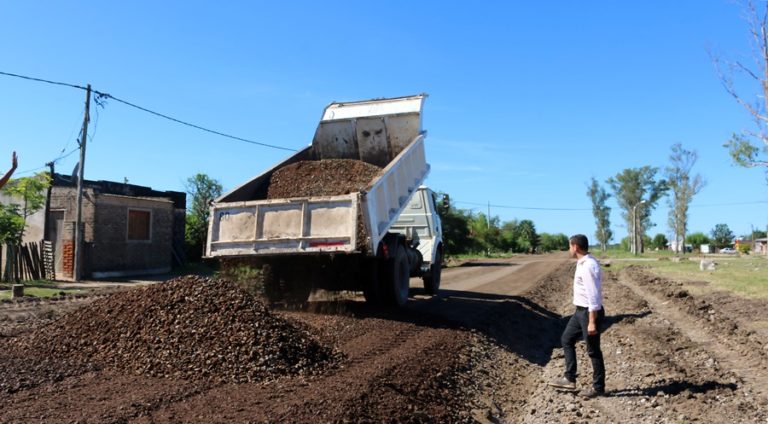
[500,220,520,253]
[710,224,735,249]
[650,233,668,250]
[713,0,768,169]
[1,172,51,242]
[185,173,223,260]
[436,193,472,255]
[607,167,668,255]
[468,212,504,255]
[665,144,705,255]
[516,219,539,253]
[587,178,612,251]
[686,232,710,250]
[0,204,24,244]
[539,233,569,252]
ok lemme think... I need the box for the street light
[633,200,647,256]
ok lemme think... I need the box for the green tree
[0,204,24,244]
[436,193,472,255]
[665,144,705,255]
[710,224,735,249]
[1,172,51,242]
[539,233,569,252]
[607,167,668,255]
[650,233,668,250]
[686,232,710,250]
[468,212,504,255]
[500,220,520,253]
[185,173,223,261]
[587,178,612,251]
[516,219,539,253]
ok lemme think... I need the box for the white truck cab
[390,186,443,294]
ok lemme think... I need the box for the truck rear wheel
[386,245,410,307]
[422,250,442,295]
[362,259,382,305]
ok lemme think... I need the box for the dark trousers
[561,306,605,391]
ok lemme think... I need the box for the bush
[737,244,751,254]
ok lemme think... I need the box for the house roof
[52,173,185,209]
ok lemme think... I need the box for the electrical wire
[454,200,591,211]
[0,70,297,152]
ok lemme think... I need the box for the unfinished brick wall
[90,195,174,274]
[60,222,75,279]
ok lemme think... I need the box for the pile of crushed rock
[267,159,382,199]
[10,276,341,384]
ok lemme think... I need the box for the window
[128,209,151,241]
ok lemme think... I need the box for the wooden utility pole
[43,161,54,241]
[73,84,91,282]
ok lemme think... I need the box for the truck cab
[389,186,443,295]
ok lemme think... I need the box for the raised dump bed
[207,94,430,257]
[205,94,442,306]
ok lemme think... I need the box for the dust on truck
[205,94,443,306]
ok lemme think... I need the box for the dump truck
[205,94,442,306]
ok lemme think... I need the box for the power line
[0,70,296,152]
[454,200,591,211]
[0,70,88,91]
[94,91,297,152]
[453,199,768,212]
[689,200,768,208]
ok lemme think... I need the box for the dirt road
[1,254,767,423]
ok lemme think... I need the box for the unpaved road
[1,254,767,423]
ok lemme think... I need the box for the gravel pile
[10,276,340,383]
[267,159,381,199]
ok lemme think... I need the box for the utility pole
[632,200,646,256]
[73,84,91,282]
[486,201,491,229]
[43,161,55,241]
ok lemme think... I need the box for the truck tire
[362,259,382,305]
[386,244,410,307]
[422,250,442,295]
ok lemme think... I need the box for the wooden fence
[0,240,54,282]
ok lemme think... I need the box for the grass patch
[0,286,82,299]
[610,255,768,299]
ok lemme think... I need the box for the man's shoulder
[583,254,601,268]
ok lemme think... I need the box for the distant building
[668,240,692,253]
[10,174,186,279]
[754,238,768,255]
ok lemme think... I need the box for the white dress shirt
[573,253,603,312]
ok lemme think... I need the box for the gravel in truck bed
[266,159,382,199]
[2,276,341,392]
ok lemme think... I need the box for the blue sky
[1,1,767,242]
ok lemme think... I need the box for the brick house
[47,174,186,279]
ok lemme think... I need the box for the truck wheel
[387,245,410,307]
[422,251,442,295]
[362,259,382,305]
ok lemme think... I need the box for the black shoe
[548,377,577,391]
[579,387,605,399]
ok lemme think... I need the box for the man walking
[549,234,606,398]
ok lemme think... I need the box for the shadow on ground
[607,380,738,397]
[286,286,566,367]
